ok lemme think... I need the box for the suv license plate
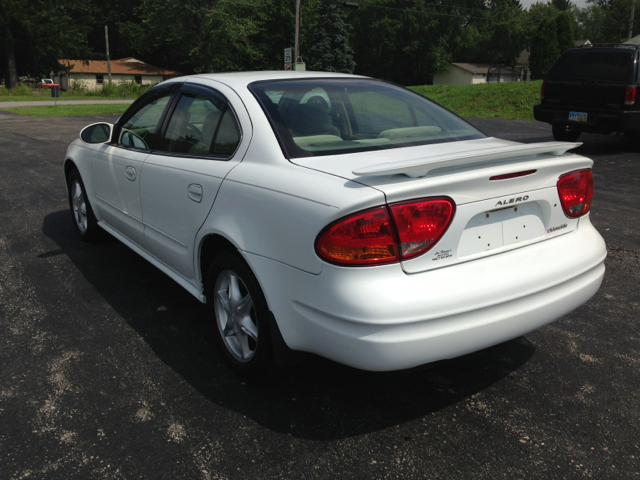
[569,111,588,122]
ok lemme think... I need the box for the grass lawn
[0,94,135,102]
[2,81,543,120]
[409,80,543,121]
[2,104,130,117]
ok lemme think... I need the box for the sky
[519,0,589,9]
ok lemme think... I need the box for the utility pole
[105,26,112,83]
[294,0,301,68]
[629,0,636,40]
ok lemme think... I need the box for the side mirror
[80,123,113,144]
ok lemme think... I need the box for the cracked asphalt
[0,111,638,479]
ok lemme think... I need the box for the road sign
[284,47,292,71]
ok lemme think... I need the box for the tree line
[1,0,638,88]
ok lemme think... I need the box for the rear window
[248,79,484,159]
[547,48,635,84]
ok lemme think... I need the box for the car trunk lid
[291,137,593,273]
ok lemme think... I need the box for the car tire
[206,250,275,379]
[552,124,581,142]
[67,169,101,242]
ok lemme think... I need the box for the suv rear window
[547,48,635,84]
[249,79,484,159]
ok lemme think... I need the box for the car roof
[161,70,370,90]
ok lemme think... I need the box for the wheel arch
[63,158,78,186]
[198,233,239,292]
[198,232,299,367]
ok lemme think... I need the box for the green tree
[1,0,92,87]
[579,0,639,42]
[121,0,264,74]
[484,0,528,65]
[254,0,296,70]
[307,2,356,73]
[530,17,560,79]
[552,0,573,12]
[556,11,575,52]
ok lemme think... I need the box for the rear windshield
[547,48,635,84]
[248,79,485,159]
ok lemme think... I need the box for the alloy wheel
[71,180,88,234]
[214,270,258,362]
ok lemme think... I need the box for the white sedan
[64,71,606,378]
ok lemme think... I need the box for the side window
[212,109,241,155]
[160,92,240,157]
[414,109,439,127]
[118,93,172,150]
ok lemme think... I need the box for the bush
[0,82,34,96]
[69,79,89,93]
[100,81,120,97]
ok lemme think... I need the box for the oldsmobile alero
[64,71,606,378]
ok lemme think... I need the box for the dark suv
[534,44,639,143]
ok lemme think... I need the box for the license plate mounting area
[457,203,546,258]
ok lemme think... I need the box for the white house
[53,57,180,91]
[433,63,520,86]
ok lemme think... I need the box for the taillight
[557,169,593,218]
[316,198,455,266]
[316,206,398,266]
[389,198,455,260]
[625,86,637,106]
[541,82,546,101]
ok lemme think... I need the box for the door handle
[125,166,137,181]
[187,183,203,203]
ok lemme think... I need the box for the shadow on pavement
[42,209,535,440]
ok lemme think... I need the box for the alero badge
[495,195,529,207]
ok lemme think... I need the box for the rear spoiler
[352,141,582,178]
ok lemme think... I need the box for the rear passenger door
[139,82,249,283]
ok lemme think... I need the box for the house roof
[58,58,180,76]
[451,63,519,75]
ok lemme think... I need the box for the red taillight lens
[316,206,398,266]
[316,197,456,266]
[389,198,455,260]
[557,169,593,218]
[625,86,637,105]
[541,82,546,101]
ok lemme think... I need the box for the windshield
[547,48,635,84]
[249,79,485,159]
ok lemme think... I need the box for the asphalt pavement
[0,111,638,479]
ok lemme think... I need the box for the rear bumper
[245,217,606,371]
[534,104,640,134]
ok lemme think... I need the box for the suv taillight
[625,86,637,106]
[557,169,593,218]
[541,82,546,101]
[316,198,455,266]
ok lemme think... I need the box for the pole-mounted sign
[284,48,292,71]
